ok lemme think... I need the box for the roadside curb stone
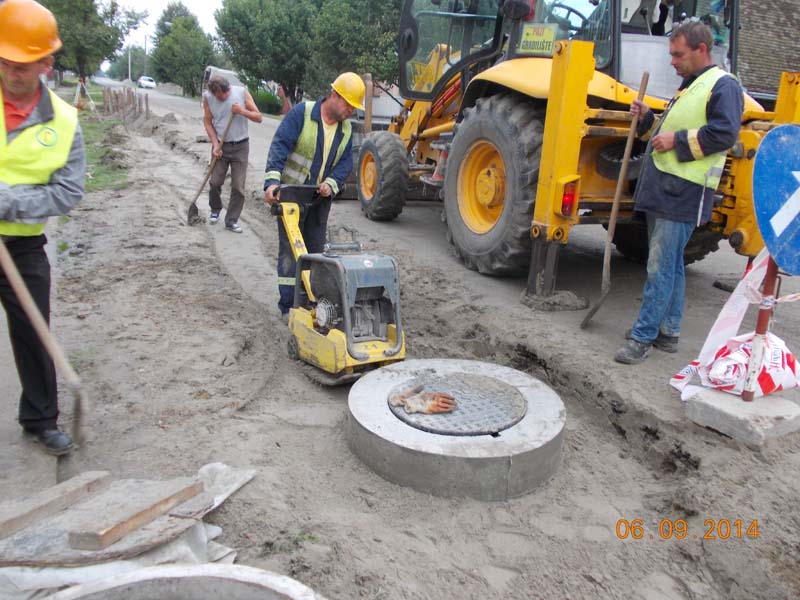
[685,388,800,447]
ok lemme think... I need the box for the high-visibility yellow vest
[0,86,78,236]
[271,101,351,187]
[652,66,730,190]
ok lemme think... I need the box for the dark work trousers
[0,235,59,432]
[277,199,332,314]
[209,139,249,226]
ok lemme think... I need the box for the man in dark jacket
[263,72,365,321]
[615,21,743,364]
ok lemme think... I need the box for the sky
[119,0,224,47]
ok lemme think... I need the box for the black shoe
[614,339,652,364]
[625,329,678,353]
[27,429,75,456]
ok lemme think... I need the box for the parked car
[137,76,156,89]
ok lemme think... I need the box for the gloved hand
[389,384,457,415]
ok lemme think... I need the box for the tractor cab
[399,0,739,103]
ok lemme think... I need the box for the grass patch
[58,215,71,225]
[56,240,69,254]
[81,116,129,192]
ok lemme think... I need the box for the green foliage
[216,0,317,104]
[303,0,400,97]
[252,89,283,114]
[41,0,146,80]
[152,2,202,83]
[151,15,215,97]
[106,45,148,81]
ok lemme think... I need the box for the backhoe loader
[356,0,800,297]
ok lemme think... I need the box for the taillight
[560,181,577,216]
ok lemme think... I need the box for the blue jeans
[630,215,695,343]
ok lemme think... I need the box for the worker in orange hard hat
[0,0,86,456]
[263,72,365,321]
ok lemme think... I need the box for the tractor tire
[612,222,724,265]
[357,131,408,221]
[444,94,544,276]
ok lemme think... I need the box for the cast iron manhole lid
[387,373,527,436]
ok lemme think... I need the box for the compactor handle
[324,241,363,254]
[277,184,321,207]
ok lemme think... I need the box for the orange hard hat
[331,72,365,110]
[0,0,62,63]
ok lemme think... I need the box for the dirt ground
[2,103,799,600]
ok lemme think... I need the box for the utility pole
[127,44,131,81]
[143,36,147,77]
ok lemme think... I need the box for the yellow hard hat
[0,0,62,63]
[331,72,366,110]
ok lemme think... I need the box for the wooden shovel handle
[606,72,650,244]
[190,113,236,205]
[0,238,79,387]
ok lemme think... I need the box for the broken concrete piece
[685,388,800,446]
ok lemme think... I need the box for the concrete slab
[347,359,566,500]
[684,388,800,446]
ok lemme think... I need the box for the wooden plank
[67,477,202,550]
[0,471,111,541]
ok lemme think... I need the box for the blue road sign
[753,124,800,275]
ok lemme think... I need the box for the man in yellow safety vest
[0,0,86,454]
[615,21,743,364]
[263,72,365,321]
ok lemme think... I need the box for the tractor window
[520,1,613,68]
[619,0,734,98]
[400,0,502,97]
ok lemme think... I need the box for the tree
[106,45,148,81]
[304,0,401,97]
[42,0,145,81]
[216,0,317,104]
[150,15,214,96]
[151,1,202,84]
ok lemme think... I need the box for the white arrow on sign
[770,171,800,237]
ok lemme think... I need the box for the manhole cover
[387,373,527,436]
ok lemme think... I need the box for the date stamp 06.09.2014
[615,519,760,541]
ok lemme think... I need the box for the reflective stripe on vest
[652,67,729,190]
[277,101,352,186]
[0,87,78,236]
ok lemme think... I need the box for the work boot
[614,339,652,365]
[26,428,75,456]
[625,329,678,353]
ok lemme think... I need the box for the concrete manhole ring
[347,359,566,501]
[387,373,527,435]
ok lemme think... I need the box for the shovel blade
[579,289,610,329]
[187,203,201,225]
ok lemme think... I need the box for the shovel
[0,237,86,481]
[187,114,234,225]
[580,72,649,329]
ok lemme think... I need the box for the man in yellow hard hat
[0,0,86,455]
[263,72,365,321]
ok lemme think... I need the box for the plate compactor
[272,185,405,385]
